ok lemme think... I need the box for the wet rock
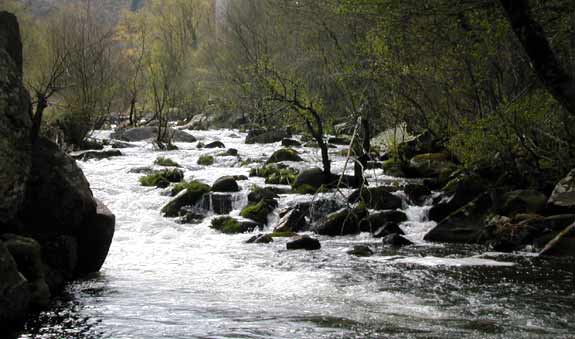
[201,193,233,215]
[382,234,413,247]
[281,138,302,147]
[79,138,104,151]
[286,235,321,250]
[328,136,351,145]
[547,169,575,212]
[407,152,457,178]
[0,11,32,225]
[177,209,208,224]
[293,168,326,191]
[248,186,280,204]
[161,185,210,217]
[240,198,278,224]
[497,190,547,217]
[140,169,184,188]
[234,175,248,181]
[111,140,136,149]
[128,166,155,174]
[266,148,303,164]
[0,240,31,325]
[39,235,77,291]
[347,245,373,257]
[373,223,405,238]
[212,176,240,193]
[359,210,408,233]
[294,199,346,224]
[429,174,487,222]
[245,234,274,244]
[70,149,122,161]
[348,186,403,210]
[273,207,308,233]
[21,138,96,235]
[404,184,431,206]
[76,199,115,275]
[3,234,50,307]
[205,141,226,149]
[312,207,367,236]
[220,148,238,156]
[245,128,291,144]
[197,155,215,166]
[425,193,493,243]
[111,127,197,143]
[211,216,262,234]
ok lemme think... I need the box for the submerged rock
[382,234,413,247]
[70,149,122,161]
[347,245,373,257]
[211,216,262,234]
[312,207,367,236]
[358,210,407,233]
[205,141,226,149]
[245,234,274,244]
[373,223,405,238]
[286,235,321,250]
[273,207,308,233]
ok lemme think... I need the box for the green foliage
[154,156,181,167]
[197,155,214,166]
[240,199,276,224]
[139,169,184,188]
[250,165,299,185]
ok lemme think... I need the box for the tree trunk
[499,0,575,115]
[31,94,47,143]
[129,97,136,127]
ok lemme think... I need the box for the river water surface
[18,129,575,339]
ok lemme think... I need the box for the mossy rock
[140,169,184,188]
[171,180,211,197]
[161,184,211,217]
[293,183,331,195]
[270,231,297,238]
[218,148,238,157]
[266,148,304,164]
[212,176,240,193]
[248,186,280,204]
[210,216,260,234]
[154,156,181,167]
[240,198,278,224]
[197,155,214,166]
[250,165,298,185]
[382,158,405,177]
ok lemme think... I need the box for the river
[18,129,575,339]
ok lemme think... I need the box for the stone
[181,114,212,130]
[273,207,308,233]
[0,240,30,326]
[424,193,493,243]
[286,235,321,250]
[111,140,136,149]
[245,234,274,244]
[407,152,457,178]
[294,199,346,224]
[547,169,575,212]
[429,174,487,222]
[21,138,96,235]
[347,245,373,257]
[70,149,122,161]
[404,184,431,206]
[293,168,327,191]
[266,148,303,164]
[245,128,291,144]
[205,141,226,149]
[240,198,278,224]
[161,186,210,217]
[75,199,115,275]
[220,148,238,156]
[359,210,408,233]
[373,223,405,238]
[312,207,367,236]
[382,159,405,177]
[382,234,413,247]
[212,176,240,193]
[201,193,233,215]
[498,190,547,217]
[39,235,78,291]
[281,138,302,147]
[210,217,262,234]
[397,130,443,162]
[0,12,32,225]
[348,186,403,210]
[248,186,280,204]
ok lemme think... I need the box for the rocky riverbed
[14,128,575,339]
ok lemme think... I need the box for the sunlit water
[18,129,575,339]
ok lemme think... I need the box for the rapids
[17,129,575,339]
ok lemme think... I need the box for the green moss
[240,199,276,224]
[197,155,214,166]
[161,183,211,217]
[210,217,242,234]
[250,165,298,185]
[266,148,303,164]
[294,184,318,195]
[154,156,181,167]
[270,231,296,238]
[140,169,184,188]
[171,180,211,196]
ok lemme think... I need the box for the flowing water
[17,129,575,339]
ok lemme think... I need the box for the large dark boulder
[373,223,405,238]
[273,207,308,233]
[286,235,321,250]
[497,190,547,217]
[0,12,32,226]
[212,176,240,193]
[21,138,96,235]
[358,210,407,233]
[425,193,493,243]
[404,184,432,206]
[111,127,196,143]
[266,148,303,164]
[76,199,115,275]
[162,184,210,217]
[0,240,30,327]
[348,186,403,210]
[245,128,291,144]
[429,174,487,222]
[312,207,368,236]
[382,234,413,247]
[292,198,346,224]
[70,149,122,161]
[293,167,326,191]
[547,169,575,213]
[205,141,225,149]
